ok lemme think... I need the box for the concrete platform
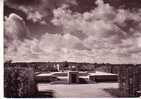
[89,71,118,82]
[37,82,119,98]
[36,71,88,77]
[35,71,118,83]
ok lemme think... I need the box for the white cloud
[4,0,141,63]
[4,13,31,61]
[51,0,141,63]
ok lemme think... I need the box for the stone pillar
[68,71,79,84]
[56,64,60,72]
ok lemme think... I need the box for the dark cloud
[4,5,62,39]
[104,0,141,9]
[5,0,141,23]
[4,0,77,23]
[70,0,97,13]
[5,0,40,6]
[70,0,141,13]
[26,21,62,39]
[4,5,26,18]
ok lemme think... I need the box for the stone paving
[37,82,119,98]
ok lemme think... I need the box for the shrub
[4,66,37,98]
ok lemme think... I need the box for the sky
[4,0,141,64]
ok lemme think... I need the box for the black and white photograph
[4,0,141,98]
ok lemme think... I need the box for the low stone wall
[95,65,120,74]
[89,74,118,82]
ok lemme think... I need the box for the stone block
[68,71,79,84]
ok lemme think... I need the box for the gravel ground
[37,82,119,98]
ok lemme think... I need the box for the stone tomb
[68,71,79,84]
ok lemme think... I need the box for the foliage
[4,66,37,98]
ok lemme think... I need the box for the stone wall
[95,64,120,74]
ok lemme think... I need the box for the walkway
[37,82,118,98]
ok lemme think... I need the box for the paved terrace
[37,83,119,98]
[36,71,119,97]
[36,71,117,77]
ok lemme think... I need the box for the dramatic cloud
[5,0,141,23]
[4,14,89,62]
[51,0,141,63]
[4,0,141,63]
[5,0,77,23]
[4,13,31,50]
[4,13,31,61]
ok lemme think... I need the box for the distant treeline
[4,61,141,73]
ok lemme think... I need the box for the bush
[4,66,37,98]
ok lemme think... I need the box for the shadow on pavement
[103,88,121,97]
